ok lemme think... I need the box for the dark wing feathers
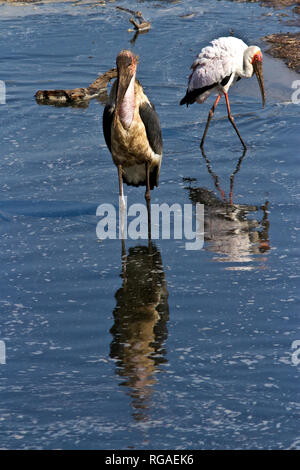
[180,73,233,106]
[102,104,114,152]
[139,102,163,155]
[180,83,216,106]
[221,74,233,87]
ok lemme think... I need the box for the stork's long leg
[145,161,151,240]
[200,94,221,148]
[118,164,125,206]
[118,164,126,247]
[224,92,247,150]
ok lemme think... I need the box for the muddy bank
[262,1,300,73]
[233,0,299,6]
[264,32,300,72]
[262,0,299,7]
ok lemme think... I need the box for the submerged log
[35,67,117,106]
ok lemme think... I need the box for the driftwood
[116,6,151,32]
[35,67,117,106]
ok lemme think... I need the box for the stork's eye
[252,52,263,64]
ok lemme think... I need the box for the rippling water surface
[0,0,300,449]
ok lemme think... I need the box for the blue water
[0,0,300,449]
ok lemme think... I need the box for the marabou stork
[180,37,266,149]
[102,50,163,237]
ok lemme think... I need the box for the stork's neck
[118,74,135,129]
[240,51,254,78]
[242,61,253,78]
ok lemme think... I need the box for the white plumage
[188,37,248,102]
[180,36,266,149]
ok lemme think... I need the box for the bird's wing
[188,37,247,91]
[139,101,163,156]
[102,104,114,152]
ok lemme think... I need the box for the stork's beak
[115,51,136,113]
[116,67,134,109]
[253,58,266,108]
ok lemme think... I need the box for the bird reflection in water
[110,242,169,421]
[184,148,270,265]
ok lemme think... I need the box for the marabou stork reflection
[110,243,169,421]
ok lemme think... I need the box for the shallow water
[0,0,300,450]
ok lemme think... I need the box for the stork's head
[245,46,266,108]
[116,50,137,108]
[116,50,137,74]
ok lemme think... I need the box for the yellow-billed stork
[180,37,266,149]
[102,50,163,237]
